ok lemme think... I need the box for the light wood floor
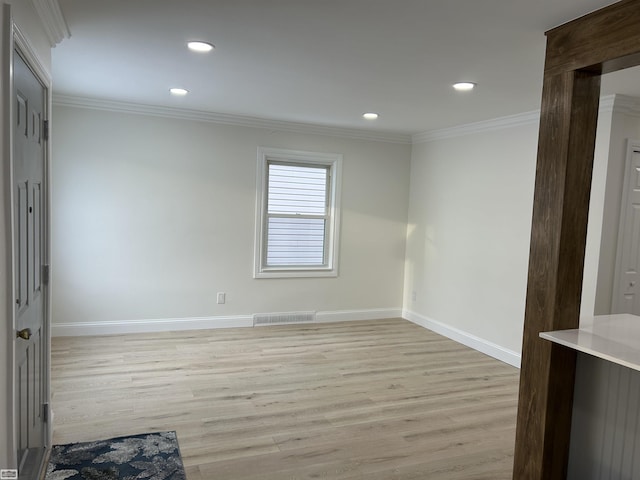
[51,318,520,479]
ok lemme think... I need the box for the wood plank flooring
[50,318,520,479]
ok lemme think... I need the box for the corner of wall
[402,310,521,368]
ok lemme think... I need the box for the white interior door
[612,142,640,314]
[13,48,47,480]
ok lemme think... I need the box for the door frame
[514,1,640,478]
[1,11,52,474]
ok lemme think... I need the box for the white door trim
[0,2,15,470]
[13,25,52,87]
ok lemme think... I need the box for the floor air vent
[253,311,316,326]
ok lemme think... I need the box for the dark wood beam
[513,1,640,478]
[544,0,640,76]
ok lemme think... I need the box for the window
[255,147,342,278]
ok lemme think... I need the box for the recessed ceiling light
[170,88,188,96]
[363,112,379,120]
[453,82,476,91]
[187,41,215,53]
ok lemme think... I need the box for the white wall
[403,99,622,366]
[50,96,636,367]
[403,123,537,362]
[50,105,411,331]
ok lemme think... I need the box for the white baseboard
[402,309,521,368]
[51,308,403,337]
[51,315,254,336]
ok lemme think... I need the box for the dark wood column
[514,1,640,478]
[513,69,600,479]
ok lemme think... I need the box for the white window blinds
[266,162,329,266]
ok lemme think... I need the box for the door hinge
[43,120,49,141]
[43,402,49,422]
[42,264,50,285]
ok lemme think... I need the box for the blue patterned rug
[45,431,186,480]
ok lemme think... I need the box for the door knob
[16,328,32,340]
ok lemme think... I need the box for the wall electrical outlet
[217,292,226,304]
[411,291,417,302]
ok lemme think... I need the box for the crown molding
[30,0,70,46]
[611,94,640,117]
[412,94,640,144]
[52,93,640,146]
[52,94,412,144]
[412,110,541,144]
[598,94,617,114]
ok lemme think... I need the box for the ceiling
[52,0,636,136]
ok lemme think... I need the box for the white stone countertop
[540,314,640,371]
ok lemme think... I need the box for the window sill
[254,268,338,279]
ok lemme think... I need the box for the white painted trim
[52,94,412,144]
[52,93,640,147]
[599,94,617,114]
[402,309,521,368]
[52,316,255,336]
[611,94,640,118]
[51,308,403,336]
[29,0,70,46]
[0,3,15,470]
[411,110,540,144]
[13,25,51,85]
[411,94,638,144]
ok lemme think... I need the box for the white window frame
[254,147,342,278]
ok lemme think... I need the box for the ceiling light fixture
[170,88,189,96]
[363,112,379,120]
[453,82,476,91]
[187,41,215,53]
